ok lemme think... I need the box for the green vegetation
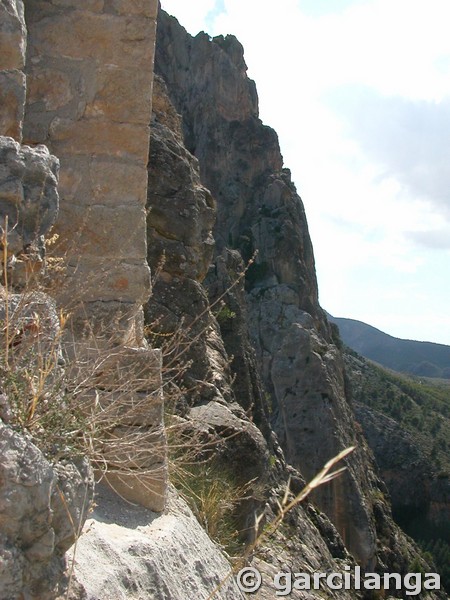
[420,539,450,592]
[349,353,450,471]
[347,350,450,592]
[215,303,236,326]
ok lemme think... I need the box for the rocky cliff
[152,7,446,597]
[145,74,365,600]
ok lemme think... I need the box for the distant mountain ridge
[328,314,450,379]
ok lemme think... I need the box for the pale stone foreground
[67,484,244,600]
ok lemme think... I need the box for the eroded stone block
[55,202,147,260]
[85,66,153,124]
[28,11,155,68]
[102,468,167,512]
[110,0,158,18]
[49,118,150,163]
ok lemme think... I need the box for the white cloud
[325,87,450,218]
[407,229,450,250]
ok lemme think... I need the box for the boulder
[67,484,244,600]
[0,136,59,275]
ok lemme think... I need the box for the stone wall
[1,1,166,514]
[23,0,157,346]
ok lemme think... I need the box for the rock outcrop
[67,484,244,600]
[0,423,93,600]
[0,273,95,600]
[0,136,59,278]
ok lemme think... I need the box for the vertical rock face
[154,9,371,564]
[145,63,380,600]
[155,19,319,321]
[153,8,437,577]
[146,75,270,489]
[23,0,158,344]
[146,76,228,401]
[0,0,26,141]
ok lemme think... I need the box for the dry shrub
[0,222,164,494]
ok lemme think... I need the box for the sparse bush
[215,303,236,325]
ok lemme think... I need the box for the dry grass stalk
[206,446,356,599]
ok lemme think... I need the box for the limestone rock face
[155,17,319,320]
[146,74,270,494]
[155,7,373,563]
[144,86,370,589]
[146,77,232,406]
[0,0,26,71]
[148,76,215,283]
[0,136,59,265]
[205,247,272,435]
[0,423,94,600]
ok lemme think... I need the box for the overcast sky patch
[406,229,450,250]
[326,86,450,220]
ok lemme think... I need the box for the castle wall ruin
[0,0,166,512]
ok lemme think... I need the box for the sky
[160,0,450,345]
